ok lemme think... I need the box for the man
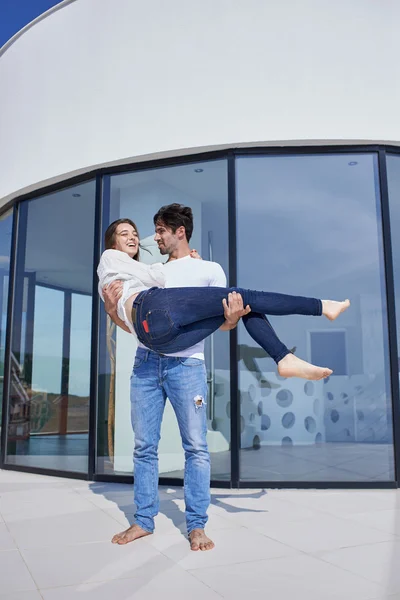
[104,204,248,551]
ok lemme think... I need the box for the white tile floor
[1,470,400,599]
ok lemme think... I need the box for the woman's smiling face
[113,222,139,258]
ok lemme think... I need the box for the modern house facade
[1,0,400,487]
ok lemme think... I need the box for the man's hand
[103,280,131,333]
[103,280,123,316]
[220,291,251,331]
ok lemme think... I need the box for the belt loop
[144,350,149,362]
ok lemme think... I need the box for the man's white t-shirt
[138,255,227,360]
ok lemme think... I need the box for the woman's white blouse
[97,249,166,332]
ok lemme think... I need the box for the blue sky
[0,0,63,47]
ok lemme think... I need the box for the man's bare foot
[278,353,333,380]
[189,528,215,551]
[111,524,151,545]
[322,299,350,321]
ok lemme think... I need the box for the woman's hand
[190,249,202,260]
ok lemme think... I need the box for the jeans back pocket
[146,309,174,340]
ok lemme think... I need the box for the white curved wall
[1,0,400,206]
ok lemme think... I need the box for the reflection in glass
[97,160,231,479]
[0,209,13,430]
[236,154,394,482]
[5,182,96,472]
[387,155,400,369]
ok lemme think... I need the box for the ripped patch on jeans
[194,395,206,408]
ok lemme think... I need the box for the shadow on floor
[88,482,268,535]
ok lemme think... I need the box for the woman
[98,219,350,380]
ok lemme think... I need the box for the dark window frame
[0,143,399,489]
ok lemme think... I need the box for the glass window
[236,153,394,482]
[386,154,400,370]
[96,160,231,480]
[4,182,96,473]
[0,209,13,430]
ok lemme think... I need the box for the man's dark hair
[153,203,193,242]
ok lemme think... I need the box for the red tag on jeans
[142,320,149,333]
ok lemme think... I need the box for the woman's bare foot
[111,524,151,545]
[278,353,332,380]
[189,528,215,551]
[322,299,350,321]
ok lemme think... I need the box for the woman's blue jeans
[133,286,322,363]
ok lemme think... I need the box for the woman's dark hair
[153,203,193,242]
[104,218,140,261]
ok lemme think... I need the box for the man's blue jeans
[130,347,210,534]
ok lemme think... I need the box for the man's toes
[113,532,130,545]
[117,537,128,545]
[199,541,213,551]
